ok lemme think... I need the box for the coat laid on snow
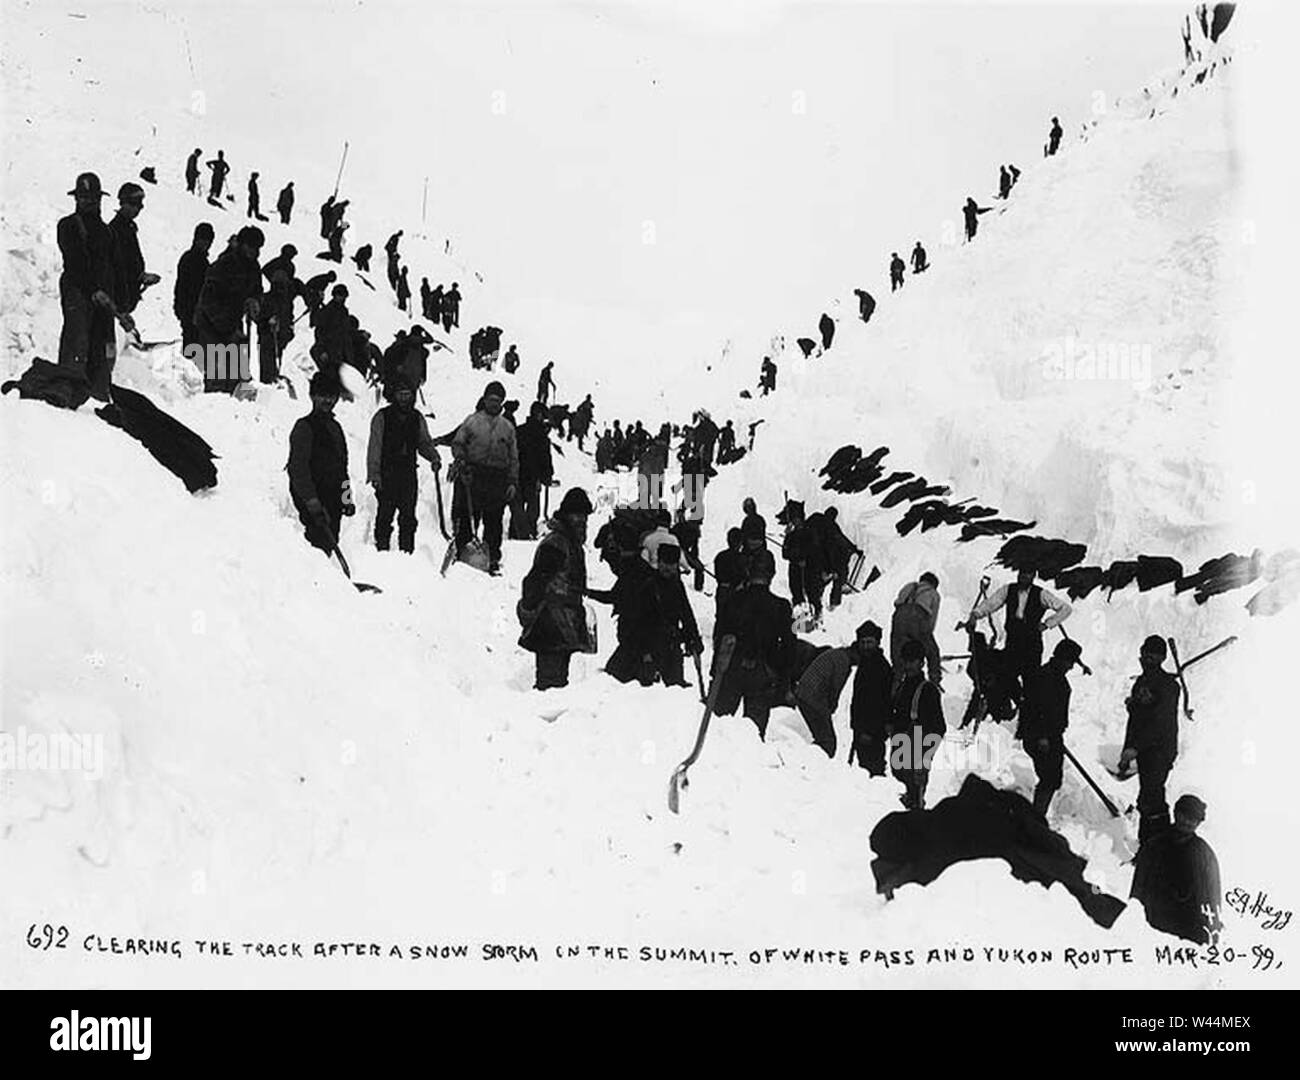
[869,774,1126,928]
[96,384,218,493]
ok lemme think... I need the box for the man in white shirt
[970,568,1072,702]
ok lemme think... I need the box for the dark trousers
[536,650,572,690]
[517,479,542,539]
[1006,631,1043,701]
[375,482,418,552]
[1026,735,1064,814]
[257,330,280,384]
[278,208,291,225]
[58,286,116,402]
[453,468,508,562]
[1136,754,1173,845]
[852,731,887,776]
[715,662,777,738]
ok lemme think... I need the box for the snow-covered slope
[3,5,1297,989]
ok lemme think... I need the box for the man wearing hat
[1119,635,1182,844]
[366,374,441,553]
[107,182,161,341]
[850,620,893,775]
[287,370,353,553]
[310,283,355,372]
[450,380,519,574]
[518,487,595,690]
[1130,793,1222,943]
[194,225,264,392]
[1019,638,1084,815]
[513,400,555,540]
[56,172,122,401]
[713,552,794,737]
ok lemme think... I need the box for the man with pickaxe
[1117,636,1181,846]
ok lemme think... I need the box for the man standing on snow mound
[287,371,354,554]
[537,360,555,405]
[1130,793,1222,945]
[174,222,215,351]
[276,180,294,225]
[384,230,403,291]
[969,567,1072,703]
[889,638,947,809]
[853,288,876,324]
[194,225,263,393]
[185,148,202,195]
[1018,638,1084,815]
[889,252,905,291]
[911,240,928,274]
[205,150,230,206]
[818,312,835,352]
[714,554,794,739]
[450,380,519,575]
[366,374,442,554]
[1118,635,1182,846]
[962,196,994,242]
[890,571,942,689]
[442,282,461,332]
[56,172,125,403]
[518,487,594,691]
[1046,116,1063,156]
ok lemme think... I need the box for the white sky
[21,0,1188,348]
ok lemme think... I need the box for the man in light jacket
[890,571,942,688]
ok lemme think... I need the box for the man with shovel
[287,371,355,554]
[450,380,518,575]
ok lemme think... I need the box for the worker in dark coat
[889,638,947,808]
[276,181,294,225]
[441,282,461,331]
[205,150,230,205]
[255,265,296,384]
[1018,639,1083,814]
[597,541,702,688]
[850,621,893,775]
[1131,794,1222,944]
[107,183,160,326]
[366,374,442,553]
[889,252,905,291]
[712,527,747,616]
[301,270,336,315]
[185,148,202,194]
[175,222,215,350]
[246,172,268,220]
[287,371,353,552]
[963,196,993,241]
[819,506,862,609]
[352,243,372,274]
[518,488,594,690]
[310,283,355,372]
[910,240,928,274]
[853,288,876,323]
[194,226,264,392]
[56,172,123,402]
[1118,635,1182,845]
[513,400,554,540]
[818,312,835,351]
[260,243,298,286]
[713,554,793,737]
